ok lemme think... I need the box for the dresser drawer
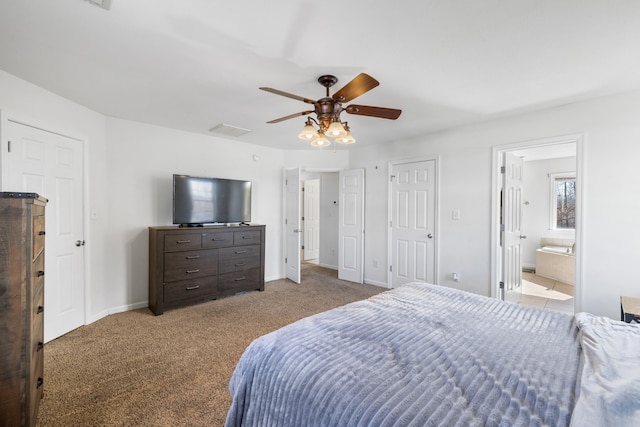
[32,284,45,323]
[219,256,260,274]
[163,276,217,309]
[164,249,218,282]
[219,245,260,260]
[234,230,261,245]
[32,253,45,293]
[28,348,44,422]
[163,233,202,251]
[202,231,233,248]
[218,269,261,293]
[32,214,45,260]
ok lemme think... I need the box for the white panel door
[303,179,320,260]
[338,169,364,283]
[502,152,524,299]
[5,120,85,342]
[285,168,301,284]
[391,159,436,287]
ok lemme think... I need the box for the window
[550,173,576,230]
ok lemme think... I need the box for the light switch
[452,210,461,220]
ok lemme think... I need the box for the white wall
[0,70,112,322]
[4,67,640,322]
[350,89,640,320]
[0,69,349,326]
[521,156,576,268]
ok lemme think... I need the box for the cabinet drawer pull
[242,236,253,239]
[176,240,191,244]
[235,250,247,254]
[235,262,246,267]
[185,255,200,259]
[186,285,200,291]
[37,270,45,277]
[186,269,200,274]
[37,378,44,388]
[37,342,44,351]
[234,277,247,282]
[39,230,46,236]
[211,237,227,241]
[37,306,44,314]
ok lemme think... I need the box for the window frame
[549,172,576,231]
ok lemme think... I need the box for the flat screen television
[173,174,252,226]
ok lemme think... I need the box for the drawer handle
[234,277,247,282]
[235,250,248,254]
[186,269,200,274]
[242,236,253,239]
[186,285,200,291]
[212,237,227,241]
[37,342,44,351]
[39,230,46,236]
[37,306,44,314]
[235,262,246,267]
[37,270,45,277]
[176,240,191,244]
[37,378,44,388]
[185,255,200,259]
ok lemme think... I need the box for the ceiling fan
[260,73,402,147]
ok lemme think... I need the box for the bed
[225,283,640,426]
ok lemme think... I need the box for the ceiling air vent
[209,123,252,138]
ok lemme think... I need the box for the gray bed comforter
[225,283,581,426]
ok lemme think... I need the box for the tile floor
[505,272,575,314]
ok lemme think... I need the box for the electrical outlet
[452,272,459,282]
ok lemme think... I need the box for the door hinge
[389,220,392,228]
[301,245,305,250]
[285,218,288,225]
[389,265,393,272]
[285,257,287,264]
[500,223,505,232]
[7,140,11,153]
[500,166,505,174]
[499,281,505,289]
[390,174,395,182]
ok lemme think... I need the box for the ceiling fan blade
[260,87,316,104]
[345,104,402,120]
[332,73,379,103]
[267,110,314,124]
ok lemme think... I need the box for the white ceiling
[1,0,639,150]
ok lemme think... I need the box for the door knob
[519,235,527,239]
[427,233,433,239]
[75,240,85,247]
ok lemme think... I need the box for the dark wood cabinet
[148,225,265,315]
[0,192,47,427]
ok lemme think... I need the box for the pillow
[570,312,640,426]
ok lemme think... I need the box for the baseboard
[318,263,338,270]
[364,278,389,288]
[87,301,149,325]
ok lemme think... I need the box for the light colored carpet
[36,264,385,426]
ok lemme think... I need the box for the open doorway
[491,134,584,314]
[300,171,340,270]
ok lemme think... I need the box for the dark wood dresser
[148,224,265,315]
[0,192,47,427]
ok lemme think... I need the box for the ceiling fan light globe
[336,130,356,144]
[311,134,331,147]
[327,121,347,138]
[298,124,317,140]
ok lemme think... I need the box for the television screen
[173,174,252,225]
